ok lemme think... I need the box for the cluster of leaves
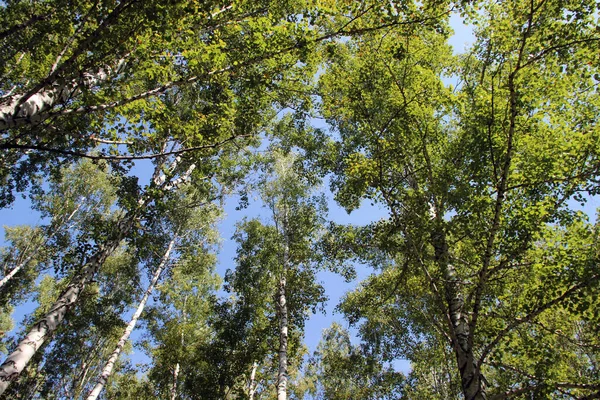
[0,0,599,398]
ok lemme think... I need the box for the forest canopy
[0,0,599,399]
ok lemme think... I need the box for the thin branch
[0,13,50,40]
[2,7,451,131]
[1,134,251,160]
[478,275,598,367]
[520,37,600,70]
[505,168,600,192]
[210,4,233,18]
[487,361,600,399]
[470,0,536,334]
[488,384,537,400]
[12,0,139,114]
[50,1,100,74]
[89,137,133,145]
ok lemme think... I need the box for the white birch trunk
[248,361,258,400]
[86,236,177,400]
[0,227,128,395]
[170,363,180,400]
[432,226,484,400]
[0,60,124,131]
[170,294,187,400]
[0,197,85,291]
[0,159,191,395]
[277,275,288,400]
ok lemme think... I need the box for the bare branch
[1,134,250,161]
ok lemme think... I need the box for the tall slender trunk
[0,158,193,395]
[431,225,484,400]
[72,335,107,397]
[76,364,90,396]
[0,197,85,291]
[248,361,258,400]
[170,295,187,400]
[170,363,180,400]
[0,214,136,395]
[274,205,291,400]
[277,275,288,400]
[86,236,177,400]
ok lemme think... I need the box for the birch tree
[86,236,177,400]
[301,322,405,400]
[0,159,116,294]
[0,154,195,395]
[318,0,600,397]
[111,190,223,400]
[226,150,328,399]
[0,0,453,210]
[4,246,141,400]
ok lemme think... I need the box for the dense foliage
[0,0,598,399]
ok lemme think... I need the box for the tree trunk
[170,362,180,400]
[248,361,258,400]
[170,294,188,400]
[445,264,484,400]
[0,197,85,291]
[277,275,288,400]
[432,225,485,400]
[0,60,124,131]
[86,236,177,400]
[0,158,190,395]
[0,211,138,395]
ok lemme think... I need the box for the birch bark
[170,363,180,400]
[248,361,258,400]
[0,159,191,395]
[432,226,484,400]
[86,235,177,400]
[276,226,290,400]
[276,275,288,400]
[170,294,187,400]
[0,219,132,395]
[0,60,125,132]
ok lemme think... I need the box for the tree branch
[520,37,600,70]
[470,0,536,334]
[1,7,451,132]
[487,361,600,399]
[478,275,598,367]
[0,134,251,161]
[0,13,50,40]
